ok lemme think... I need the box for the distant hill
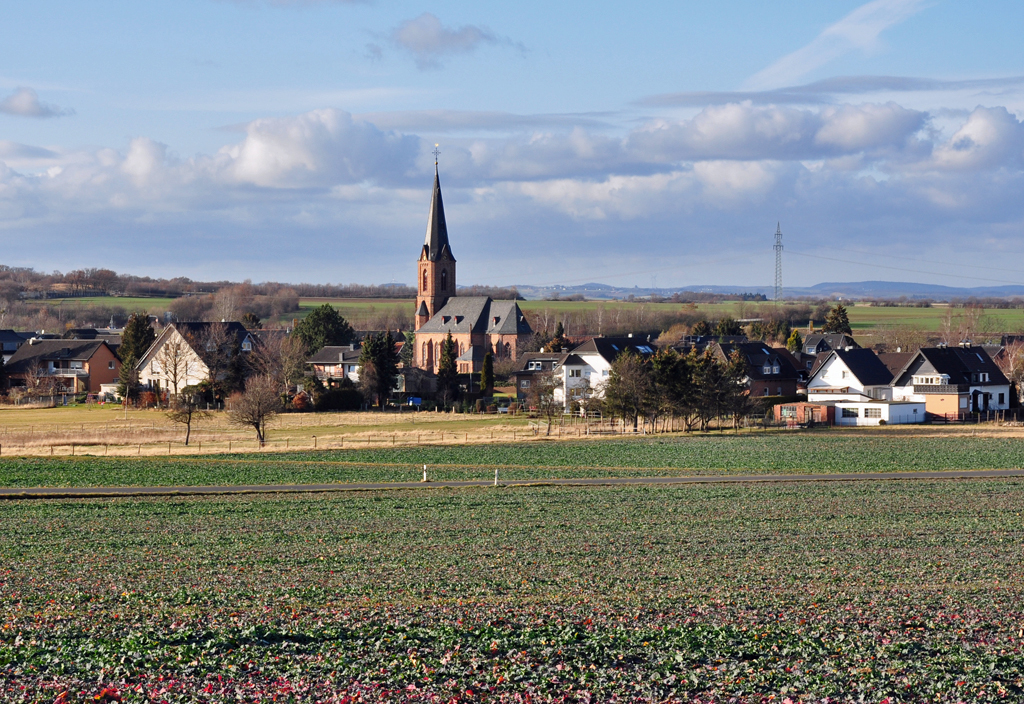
[515,280,1024,301]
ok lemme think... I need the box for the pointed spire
[423,163,454,262]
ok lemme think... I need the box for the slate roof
[804,333,858,352]
[832,348,894,386]
[456,346,487,363]
[892,345,1009,387]
[416,297,532,335]
[422,166,454,262]
[0,329,28,352]
[173,322,253,348]
[571,337,658,364]
[513,351,569,373]
[307,345,361,364]
[5,340,111,375]
[877,352,914,376]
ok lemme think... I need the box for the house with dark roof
[710,341,800,397]
[802,333,859,356]
[890,343,1011,416]
[511,351,569,399]
[137,322,257,395]
[551,336,658,409]
[807,348,895,402]
[0,329,29,363]
[5,339,120,394]
[409,163,533,374]
[307,343,362,386]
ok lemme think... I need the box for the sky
[1,0,1023,290]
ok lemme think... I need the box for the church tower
[415,160,456,330]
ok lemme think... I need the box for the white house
[551,336,657,410]
[833,400,925,426]
[137,322,256,395]
[807,348,894,402]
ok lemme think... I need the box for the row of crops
[3,434,1024,487]
[2,479,1022,701]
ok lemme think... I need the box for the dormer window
[492,317,500,326]
[772,364,780,374]
[763,364,772,374]
[241,339,252,352]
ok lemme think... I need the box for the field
[4,433,1024,488]
[2,478,1022,702]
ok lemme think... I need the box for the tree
[822,304,853,335]
[240,312,262,330]
[650,348,692,431]
[229,374,282,444]
[480,351,494,394]
[358,330,400,409]
[690,348,725,432]
[154,335,198,402]
[786,329,803,354]
[251,333,308,393]
[117,354,141,416]
[119,313,155,363]
[0,353,6,393]
[690,319,712,337]
[715,317,742,336]
[400,330,415,368]
[436,332,459,408]
[603,351,656,431]
[167,385,209,445]
[549,321,568,352]
[293,304,354,354]
[723,349,752,428]
[527,370,561,435]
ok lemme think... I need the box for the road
[0,468,1022,499]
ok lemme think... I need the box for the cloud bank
[0,87,73,118]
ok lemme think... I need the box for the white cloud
[931,106,1024,171]
[744,0,928,90]
[0,87,73,118]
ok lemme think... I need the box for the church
[413,163,533,374]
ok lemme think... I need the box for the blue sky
[1,0,1023,289]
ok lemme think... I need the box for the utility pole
[774,223,783,303]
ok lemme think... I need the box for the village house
[411,163,533,374]
[511,351,569,399]
[137,322,256,395]
[806,347,895,401]
[5,339,120,394]
[307,344,362,385]
[710,341,800,397]
[551,336,658,410]
[0,329,28,363]
[890,343,1011,417]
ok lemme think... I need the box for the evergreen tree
[549,321,568,351]
[400,330,415,368]
[603,351,657,431]
[690,319,712,337]
[117,354,141,409]
[651,348,692,428]
[293,304,354,354]
[436,332,459,408]
[480,351,494,394]
[358,330,400,409]
[120,312,156,363]
[723,349,752,427]
[715,317,742,336]
[822,303,853,335]
[240,312,262,330]
[786,329,803,353]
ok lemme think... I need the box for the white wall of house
[807,355,891,401]
[138,328,209,393]
[892,382,1011,410]
[553,353,612,408]
[834,401,925,426]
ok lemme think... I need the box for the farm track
[4,466,1024,499]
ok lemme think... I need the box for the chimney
[349,343,356,351]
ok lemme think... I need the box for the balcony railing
[45,368,89,377]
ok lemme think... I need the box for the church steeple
[415,153,456,331]
[422,163,455,262]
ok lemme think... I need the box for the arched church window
[504,342,511,359]
[441,269,448,291]
[422,270,428,292]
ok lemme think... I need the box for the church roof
[417,297,532,335]
[422,166,455,262]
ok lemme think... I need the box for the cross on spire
[432,144,440,166]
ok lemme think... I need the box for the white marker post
[423,464,428,482]
[494,468,498,487]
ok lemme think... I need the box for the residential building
[711,341,800,397]
[890,343,1011,417]
[806,348,895,402]
[802,333,859,356]
[307,344,362,385]
[550,336,657,409]
[0,329,28,363]
[832,400,925,426]
[511,351,569,399]
[5,339,120,394]
[137,322,257,395]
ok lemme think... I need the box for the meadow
[1,479,1021,702]
[3,433,1024,488]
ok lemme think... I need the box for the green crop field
[4,434,1024,488]
[2,478,1021,702]
[41,296,178,312]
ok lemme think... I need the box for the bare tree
[995,338,1024,403]
[251,333,307,393]
[167,385,210,445]
[527,371,561,435]
[154,336,199,402]
[229,375,282,445]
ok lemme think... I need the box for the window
[528,361,542,370]
[841,370,848,379]
[781,406,796,418]
[763,364,772,374]
[602,370,610,377]
[70,361,83,370]
[108,361,115,370]
[864,408,882,418]
[241,339,252,352]
[422,270,427,291]
[842,407,859,418]
[441,270,448,291]
[520,380,530,389]
[569,369,581,378]
[772,365,780,374]
[999,393,1005,405]
[763,388,770,396]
